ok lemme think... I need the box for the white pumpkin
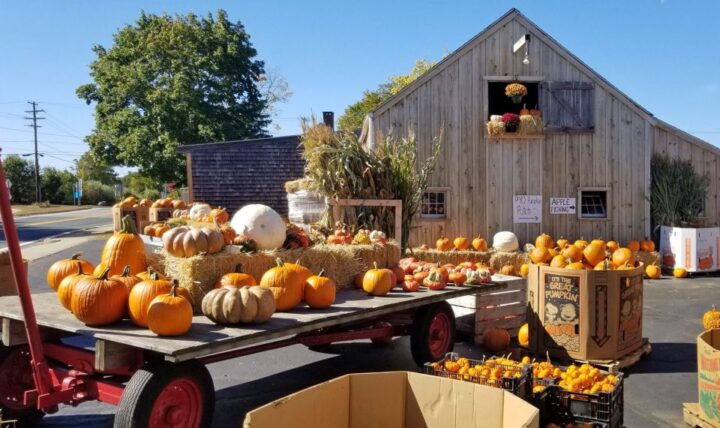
[230,204,286,250]
[189,203,211,221]
[492,231,519,252]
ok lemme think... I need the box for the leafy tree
[75,152,117,185]
[338,59,436,132]
[82,180,115,205]
[77,10,274,183]
[42,167,77,204]
[4,155,36,204]
[122,172,159,200]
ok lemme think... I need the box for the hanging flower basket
[505,83,527,104]
[511,95,523,104]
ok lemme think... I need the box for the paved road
[25,239,714,428]
[0,207,112,243]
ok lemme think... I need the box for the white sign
[550,197,576,215]
[513,34,527,53]
[513,195,542,224]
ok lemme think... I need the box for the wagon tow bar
[0,151,57,412]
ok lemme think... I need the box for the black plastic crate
[543,372,624,428]
[424,352,532,401]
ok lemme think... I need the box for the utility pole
[24,101,45,203]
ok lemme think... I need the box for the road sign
[513,195,542,224]
[550,197,576,215]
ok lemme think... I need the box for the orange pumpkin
[47,252,94,291]
[147,282,193,336]
[550,255,568,268]
[640,239,655,252]
[453,237,470,250]
[611,248,634,268]
[645,264,661,279]
[518,323,529,348]
[582,242,606,267]
[171,199,187,209]
[556,237,569,250]
[136,267,167,281]
[209,207,230,224]
[573,239,588,250]
[216,264,257,288]
[110,265,142,294]
[70,268,128,326]
[535,233,554,249]
[566,261,586,270]
[530,246,552,264]
[218,222,237,245]
[259,258,307,311]
[391,266,405,284]
[472,236,488,252]
[562,244,583,263]
[673,267,688,278]
[436,237,453,252]
[129,273,175,327]
[519,264,530,277]
[500,265,515,276]
[448,270,466,285]
[606,241,620,253]
[362,262,394,296]
[99,215,146,276]
[482,327,511,352]
[57,264,92,311]
[627,240,640,252]
[594,260,611,271]
[304,270,336,309]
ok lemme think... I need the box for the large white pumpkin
[492,231,519,252]
[230,204,286,250]
[189,203,212,221]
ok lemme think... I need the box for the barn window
[539,81,595,132]
[578,188,609,220]
[487,81,540,119]
[421,189,448,219]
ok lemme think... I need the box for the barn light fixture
[513,33,531,65]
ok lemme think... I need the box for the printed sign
[543,274,580,352]
[513,195,542,224]
[698,331,720,423]
[550,197,576,215]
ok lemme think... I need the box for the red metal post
[0,152,55,403]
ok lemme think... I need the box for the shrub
[82,180,116,205]
[651,154,709,230]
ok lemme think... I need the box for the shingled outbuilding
[178,135,303,216]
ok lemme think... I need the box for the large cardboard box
[243,371,539,428]
[112,206,149,232]
[527,263,644,361]
[698,330,720,426]
[660,226,720,272]
[149,207,173,222]
[0,260,30,296]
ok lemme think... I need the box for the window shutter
[539,81,595,132]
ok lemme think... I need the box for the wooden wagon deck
[0,285,489,362]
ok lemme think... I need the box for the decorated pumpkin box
[660,225,720,273]
[112,206,149,233]
[149,206,174,222]
[697,329,720,426]
[526,263,645,361]
[243,371,539,428]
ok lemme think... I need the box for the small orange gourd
[304,270,336,309]
[147,281,193,336]
[216,264,257,288]
[362,262,394,296]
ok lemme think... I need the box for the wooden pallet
[684,402,718,428]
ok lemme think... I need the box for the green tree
[42,167,77,204]
[75,152,117,185]
[77,10,272,184]
[4,155,36,204]
[338,59,436,132]
[82,180,115,205]
[122,172,159,200]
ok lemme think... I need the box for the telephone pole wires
[24,101,45,203]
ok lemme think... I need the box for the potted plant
[505,83,527,104]
[501,113,520,133]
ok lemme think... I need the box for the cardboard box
[243,371,539,428]
[0,260,30,296]
[698,330,720,426]
[112,206,149,232]
[449,275,527,344]
[660,226,720,272]
[149,207,173,222]
[527,263,644,361]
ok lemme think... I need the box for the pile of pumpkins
[422,231,522,253]
[522,233,681,279]
[114,195,187,210]
[326,227,387,246]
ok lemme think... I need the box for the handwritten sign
[513,195,542,224]
[550,197,576,215]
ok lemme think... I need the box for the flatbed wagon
[0,283,504,426]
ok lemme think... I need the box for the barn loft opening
[487,81,539,119]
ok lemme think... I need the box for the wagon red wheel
[410,302,456,367]
[0,345,45,426]
[114,360,214,428]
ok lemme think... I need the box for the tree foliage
[650,154,709,230]
[75,152,117,185]
[338,59,436,132]
[42,167,77,204]
[77,10,273,183]
[4,156,36,204]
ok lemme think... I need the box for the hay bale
[636,251,660,267]
[489,251,529,272]
[162,242,399,312]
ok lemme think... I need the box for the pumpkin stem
[97,266,111,280]
[170,280,179,297]
[121,265,131,277]
[70,252,83,260]
[275,258,284,268]
[373,261,379,270]
[234,264,243,273]
[75,263,84,275]
[151,272,160,281]
[318,269,325,277]
[120,215,138,234]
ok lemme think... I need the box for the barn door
[539,81,595,132]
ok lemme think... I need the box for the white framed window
[578,187,609,220]
[421,187,449,219]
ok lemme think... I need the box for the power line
[24,101,45,202]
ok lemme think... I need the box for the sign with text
[513,195,542,224]
[550,197,576,215]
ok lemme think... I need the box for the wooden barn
[366,8,720,246]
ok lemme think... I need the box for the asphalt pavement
[24,236,715,428]
[0,207,112,243]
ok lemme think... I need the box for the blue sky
[1,0,719,172]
